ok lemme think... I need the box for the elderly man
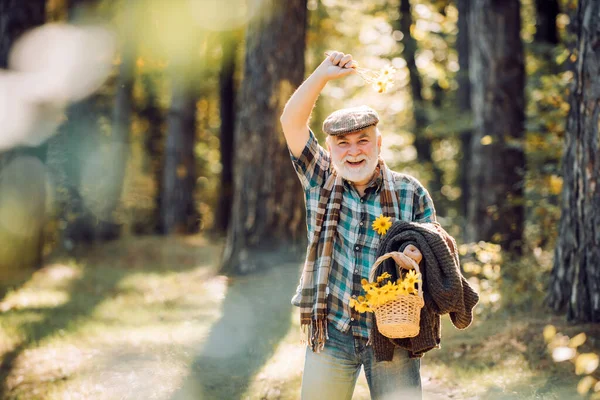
[280,51,436,399]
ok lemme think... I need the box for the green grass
[0,235,597,399]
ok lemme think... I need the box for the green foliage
[38,0,577,308]
[459,238,555,316]
[458,241,503,317]
[523,25,573,252]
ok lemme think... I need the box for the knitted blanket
[370,220,479,361]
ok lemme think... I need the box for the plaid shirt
[290,130,437,339]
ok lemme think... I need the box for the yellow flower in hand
[371,66,396,93]
[372,215,392,235]
[380,65,396,80]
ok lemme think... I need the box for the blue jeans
[301,324,421,400]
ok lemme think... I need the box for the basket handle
[369,250,423,298]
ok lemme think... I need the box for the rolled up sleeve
[413,183,437,223]
[289,129,331,189]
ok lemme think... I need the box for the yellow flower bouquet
[349,269,422,314]
[352,247,426,339]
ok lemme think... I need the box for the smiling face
[326,126,382,185]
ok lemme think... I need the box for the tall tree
[456,0,472,227]
[161,63,200,234]
[547,0,600,323]
[95,0,136,240]
[215,30,239,234]
[305,0,330,132]
[398,0,424,126]
[0,1,45,60]
[141,72,166,234]
[534,0,559,45]
[49,0,106,248]
[0,0,47,271]
[221,0,307,274]
[396,0,444,213]
[466,0,525,254]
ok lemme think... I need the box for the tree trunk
[0,1,44,65]
[547,0,600,323]
[47,0,104,249]
[305,0,329,132]
[466,0,525,255]
[161,66,200,234]
[0,0,47,271]
[141,73,166,234]
[215,31,238,235]
[399,0,423,109]
[95,1,136,240]
[534,0,559,45]
[51,98,104,246]
[397,0,444,213]
[456,0,472,227]
[221,0,307,274]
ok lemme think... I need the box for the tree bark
[396,0,444,213]
[52,97,105,246]
[95,0,136,240]
[215,30,238,235]
[141,72,166,234]
[161,66,200,234]
[466,0,525,254]
[399,0,423,109]
[0,0,47,271]
[547,0,600,323]
[534,0,560,45]
[456,0,472,226]
[0,1,45,66]
[221,0,307,274]
[47,0,106,249]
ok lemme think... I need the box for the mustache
[343,155,369,163]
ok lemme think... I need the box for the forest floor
[0,234,598,400]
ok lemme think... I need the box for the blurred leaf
[577,376,597,395]
[575,353,599,375]
[480,135,493,146]
[569,332,587,348]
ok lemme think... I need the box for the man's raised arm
[280,51,356,158]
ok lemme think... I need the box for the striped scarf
[298,157,398,352]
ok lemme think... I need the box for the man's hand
[280,50,356,158]
[403,244,423,265]
[315,51,357,81]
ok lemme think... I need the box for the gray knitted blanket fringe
[370,220,479,361]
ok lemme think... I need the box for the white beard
[331,151,379,183]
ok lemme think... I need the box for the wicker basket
[369,251,425,339]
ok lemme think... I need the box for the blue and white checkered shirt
[290,130,437,339]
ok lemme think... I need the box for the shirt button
[352,294,357,298]
[354,269,359,274]
[355,246,359,251]
[359,221,363,226]
[360,199,364,203]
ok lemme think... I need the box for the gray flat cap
[322,105,380,136]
